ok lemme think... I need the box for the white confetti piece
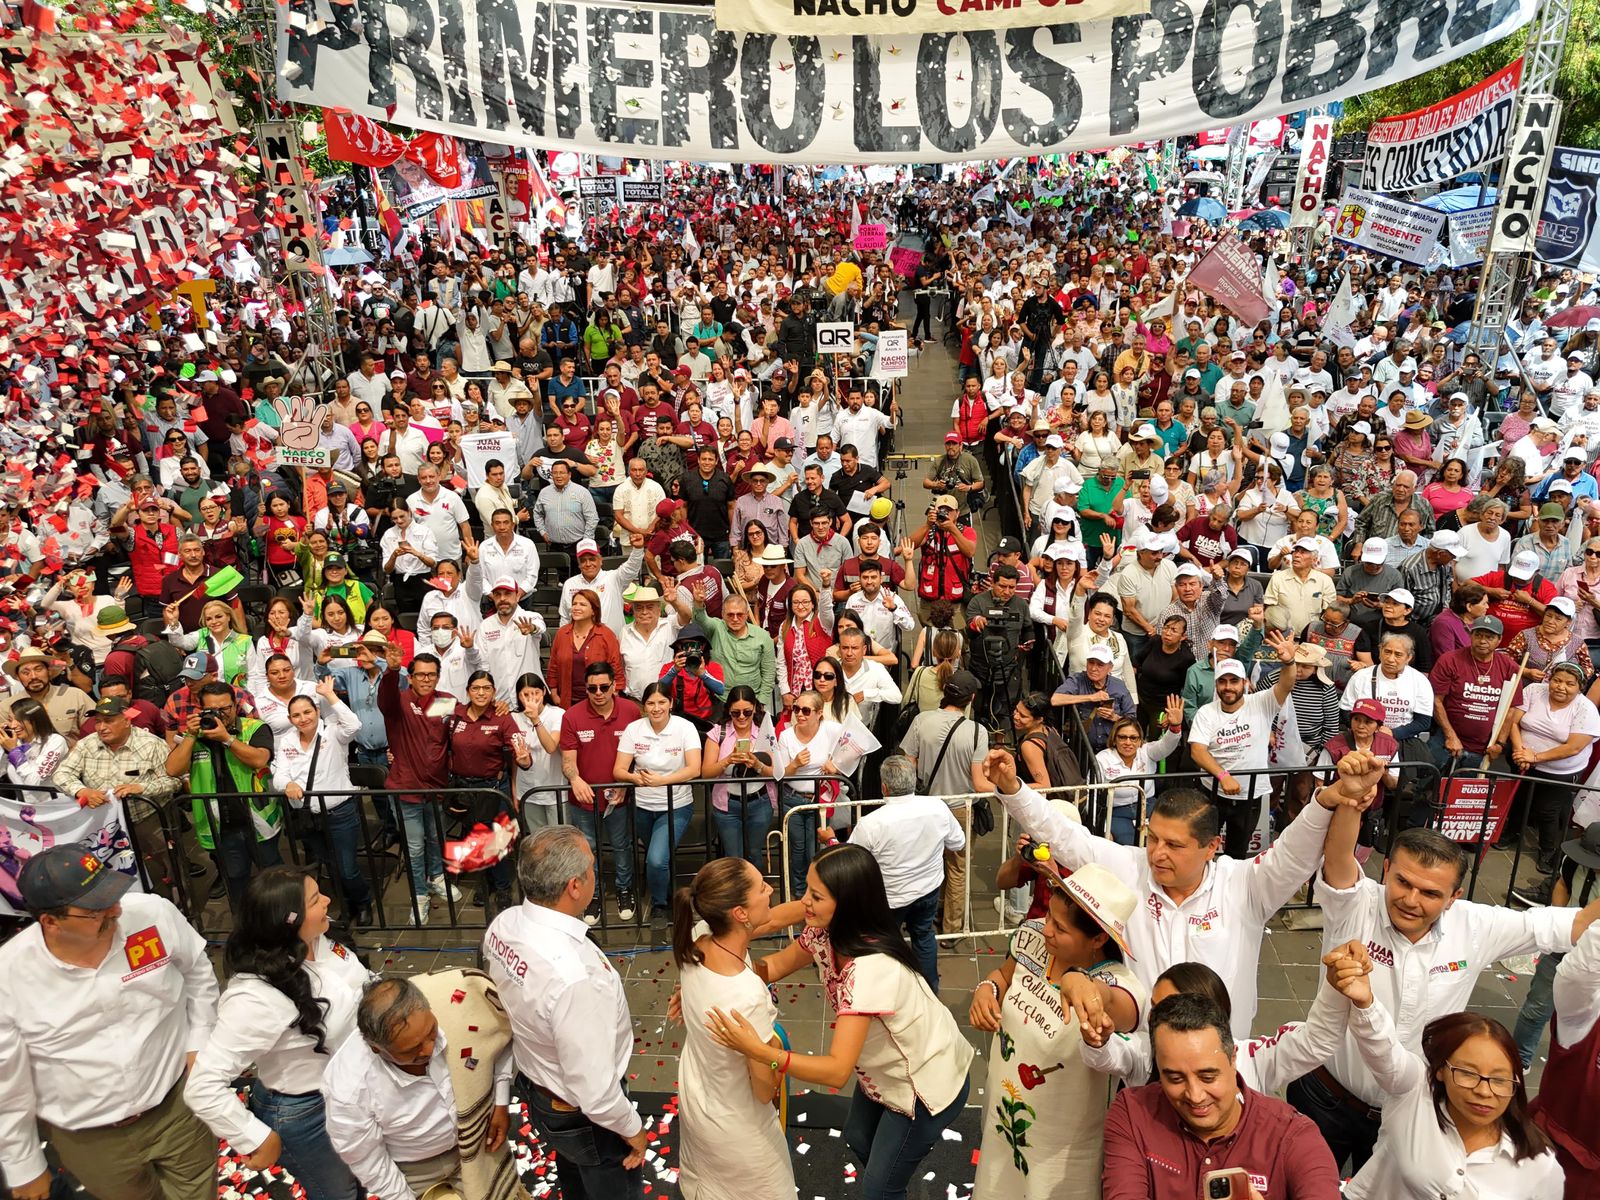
[941,1128,962,1141]
[796,1142,810,1155]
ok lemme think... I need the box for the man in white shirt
[1553,350,1594,420]
[347,355,391,409]
[474,577,546,702]
[559,538,644,631]
[831,386,898,469]
[988,745,1382,1045]
[1297,804,1600,1172]
[474,460,526,530]
[382,409,431,476]
[849,754,966,992]
[484,827,648,1199]
[0,849,220,1200]
[842,563,915,653]
[1187,636,1300,856]
[474,507,541,587]
[836,626,901,725]
[611,458,666,545]
[324,977,514,1199]
[407,464,471,562]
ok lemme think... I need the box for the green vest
[201,631,254,689]
[188,716,280,849]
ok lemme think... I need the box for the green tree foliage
[1341,0,1600,149]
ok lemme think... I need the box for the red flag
[1187,234,1274,326]
[371,168,402,251]
[406,133,463,189]
[323,112,407,168]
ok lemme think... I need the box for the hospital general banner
[276,0,1540,164]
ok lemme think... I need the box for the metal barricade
[1430,759,1596,905]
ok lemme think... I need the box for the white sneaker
[428,876,463,903]
[407,898,432,926]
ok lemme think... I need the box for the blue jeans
[634,805,692,908]
[713,795,774,866]
[704,538,732,559]
[520,1073,640,1200]
[1514,950,1563,1068]
[845,1076,970,1200]
[893,887,941,993]
[311,800,372,913]
[248,1085,361,1200]
[217,826,282,911]
[781,785,819,900]
[400,802,443,897]
[1111,805,1138,846]
[571,803,635,894]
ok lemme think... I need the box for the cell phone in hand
[1202,1168,1251,1198]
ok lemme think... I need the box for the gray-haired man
[483,827,647,1200]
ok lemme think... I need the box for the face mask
[430,629,454,649]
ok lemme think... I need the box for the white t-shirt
[1341,666,1435,730]
[1189,690,1279,794]
[1455,524,1512,581]
[513,706,565,803]
[1516,684,1600,774]
[618,715,702,810]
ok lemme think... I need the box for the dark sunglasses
[728,706,756,717]
[813,671,836,681]
[793,705,817,715]
[586,682,613,694]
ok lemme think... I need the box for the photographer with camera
[165,679,279,912]
[967,564,1034,725]
[910,495,977,627]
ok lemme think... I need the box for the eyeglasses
[1445,1063,1517,1097]
[813,671,836,681]
[586,683,613,694]
[1584,550,1600,558]
[728,706,756,717]
[1375,446,1393,452]
[793,705,817,715]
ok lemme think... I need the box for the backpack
[130,637,185,705]
[1021,727,1082,789]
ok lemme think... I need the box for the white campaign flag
[1143,275,1185,323]
[972,183,997,205]
[1260,256,1280,312]
[1323,273,1358,349]
[830,712,882,776]
[1255,367,1292,441]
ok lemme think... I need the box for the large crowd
[0,159,1598,1200]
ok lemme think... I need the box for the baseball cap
[1184,368,1201,379]
[1471,615,1505,636]
[943,669,982,701]
[324,553,346,569]
[1292,536,1321,552]
[490,575,521,593]
[91,695,129,717]
[1382,587,1415,607]
[1351,698,1387,722]
[1563,448,1586,463]
[1174,563,1206,580]
[178,651,218,680]
[1045,434,1065,449]
[944,433,960,443]
[1225,546,1253,564]
[774,437,795,451]
[995,537,1023,556]
[1134,424,1161,442]
[1429,529,1466,557]
[18,846,133,912]
[1214,658,1247,680]
[1211,624,1240,643]
[575,537,602,558]
[1550,596,1578,619]
[654,499,680,518]
[1539,502,1567,520]
[1532,417,1561,432]
[931,495,960,511]
[1360,537,1388,564]
[1509,551,1540,578]
[1569,351,1587,362]
[1084,644,1115,664]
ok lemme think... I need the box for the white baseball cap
[490,575,521,593]
[1429,529,1466,557]
[1084,644,1115,664]
[1509,550,1540,578]
[1174,563,1207,580]
[1382,587,1415,607]
[1215,658,1247,680]
[575,538,602,558]
[1549,596,1577,618]
[1211,623,1240,642]
[1360,537,1388,564]
[1292,536,1321,552]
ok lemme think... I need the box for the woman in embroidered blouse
[776,581,834,709]
[705,844,974,1200]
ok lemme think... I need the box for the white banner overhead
[275,0,1539,164]
[1332,186,1447,265]
[715,0,1150,34]
[1289,115,1334,228]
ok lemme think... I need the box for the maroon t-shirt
[558,696,643,810]
[674,563,726,618]
[634,402,678,441]
[1177,516,1238,568]
[1428,647,1524,753]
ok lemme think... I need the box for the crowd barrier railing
[78,774,855,940]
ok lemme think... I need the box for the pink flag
[1187,235,1273,326]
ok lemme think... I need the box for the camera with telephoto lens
[684,650,703,673]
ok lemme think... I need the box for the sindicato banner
[276,0,1538,164]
